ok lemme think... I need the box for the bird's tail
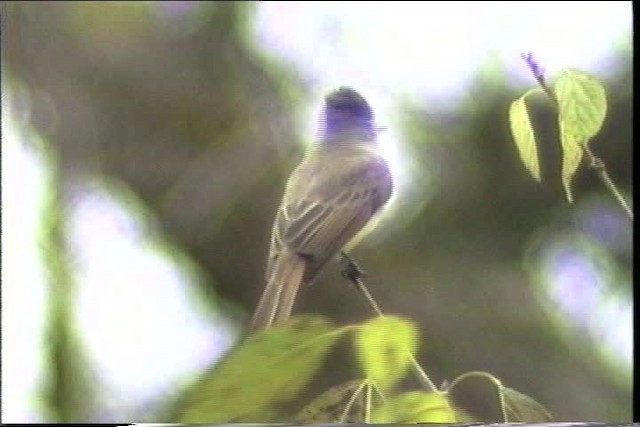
[249,251,306,334]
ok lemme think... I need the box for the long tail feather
[249,251,306,334]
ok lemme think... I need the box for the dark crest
[319,87,375,140]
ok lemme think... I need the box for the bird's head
[319,87,376,143]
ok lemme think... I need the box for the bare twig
[583,144,634,219]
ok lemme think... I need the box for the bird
[249,87,394,334]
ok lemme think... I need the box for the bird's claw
[339,252,367,284]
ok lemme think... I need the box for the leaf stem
[339,379,368,423]
[446,371,508,423]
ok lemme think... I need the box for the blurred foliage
[370,390,455,424]
[171,315,550,423]
[37,139,98,422]
[446,370,552,424]
[501,385,553,423]
[295,379,371,423]
[172,316,344,423]
[4,0,632,423]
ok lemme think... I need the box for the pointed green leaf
[555,69,608,142]
[172,315,345,423]
[559,124,583,203]
[371,391,456,423]
[509,88,543,182]
[554,69,607,203]
[353,316,418,391]
[501,385,552,423]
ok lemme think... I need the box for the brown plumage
[249,87,393,333]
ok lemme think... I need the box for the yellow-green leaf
[559,123,584,203]
[509,88,543,182]
[554,69,607,203]
[371,391,456,423]
[501,385,552,423]
[172,315,345,423]
[353,316,418,391]
[555,69,607,142]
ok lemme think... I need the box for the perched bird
[249,87,393,333]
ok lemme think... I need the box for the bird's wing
[267,154,392,283]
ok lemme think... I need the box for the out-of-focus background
[1,1,632,423]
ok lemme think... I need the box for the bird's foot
[339,252,367,284]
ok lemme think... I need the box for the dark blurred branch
[40,155,95,422]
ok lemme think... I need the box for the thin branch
[340,253,438,393]
[521,53,633,220]
[583,144,634,219]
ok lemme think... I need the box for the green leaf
[353,316,418,391]
[555,69,607,141]
[559,125,583,203]
[509,88,543,182]
[296,379,369,423]
[501,385,552,423]
[172,315,345,423]
[370,391,456,423]
[554,69,608,203]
